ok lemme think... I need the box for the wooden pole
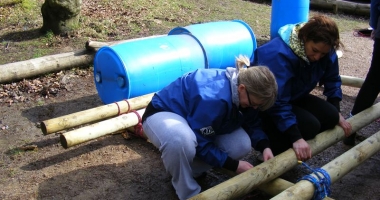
[310,0,370,16]
[60,109,146,148]
[214,168,296,197]
[190,102,380,200]
[340,75,364,88]
[271,130,380,200]
[0,35,166,84]
[85,35,165,51]
[0,50,94,84]
[41,93,153,135]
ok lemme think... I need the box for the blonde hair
[236,55,277,110]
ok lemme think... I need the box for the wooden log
[0,50,94,84]
[214,168,295,197]
[272,129,380,200]
[341,75,364,88]
[190,102,380,200]
[0,35,166,84]
[40,93,154,135]
[310,0,370,16]
[85,35,165,51]
[258,178,295,197]
[60,109,146,148]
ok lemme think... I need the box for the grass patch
[0,0,370,65]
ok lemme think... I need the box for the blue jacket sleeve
[370,0,380,29]
[242,111,270,152]
[254,39,298,133]
[318,50,342,111]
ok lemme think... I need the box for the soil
[1,31,380,200]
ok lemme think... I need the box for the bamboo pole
[271,130,380,200]
[340,75,364,88]
[60,109,146,148]
[190,102,380,200]
[0,50,94,84]
[40,93,153,135]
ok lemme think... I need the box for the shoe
[343,133,356,146]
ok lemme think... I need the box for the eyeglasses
[245,89,262,109]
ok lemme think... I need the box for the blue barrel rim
[232,19,257,62]
[168,28,209,68]
[94,46,131,99]
[168,20,257,64]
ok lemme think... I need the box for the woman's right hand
[292,139,311,161]
[235,160,253,174]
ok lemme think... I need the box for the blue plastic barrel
[270,0,310,39]
[93,35,207,104]
[168,20,257,69]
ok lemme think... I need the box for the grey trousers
[142,111,251,200]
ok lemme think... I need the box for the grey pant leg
[191,127,252,177]
[214,127,252,159]
[142,112,200,200]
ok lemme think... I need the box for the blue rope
[297,161,331,200]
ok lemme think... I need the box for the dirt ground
[1,30,379,199]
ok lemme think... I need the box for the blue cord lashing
[297,161,331,200]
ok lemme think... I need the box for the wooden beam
[310,0,370,16]
[272,129,380,199]
[190,102,380,200]
[341,75,364,88]
[60,109,146,148]
[40,93,153,135]
[0,50,94,84]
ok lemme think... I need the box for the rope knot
[131,110,144,138]
[297,161,331,200]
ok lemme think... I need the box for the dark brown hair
[298,15,341,49]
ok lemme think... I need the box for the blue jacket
[148,69,268,167]
[369,0,380,38]
[371,0,380,30]
[253,26,342,134]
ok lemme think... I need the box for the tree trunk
[41,0,82,35]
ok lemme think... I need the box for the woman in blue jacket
[253,15,352,161]
[344,0,380,145]
[141,56,277,200]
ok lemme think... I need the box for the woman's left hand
[339,113,352,137]
[262,148,274,161]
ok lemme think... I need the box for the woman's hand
[339,113,352,137]
[262,147,274,161]
[235,160,253,174]
[292,139,311,161]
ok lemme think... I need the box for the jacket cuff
[285,124,302,144]
[327,97,340,112]
[223,156,239,172]
[255,139,270,153]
